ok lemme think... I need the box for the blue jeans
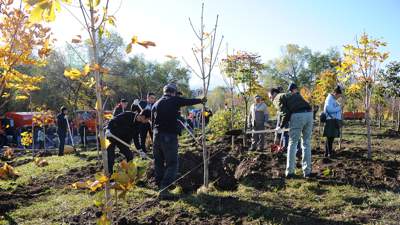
[286,112,313,176]
[153,132,179,190]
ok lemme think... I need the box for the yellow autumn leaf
[71,181,88,189]
[97,214,111,225]
[15,95,29,101]
[131,36,138,44]
[83,64,91,75]
[125,43,132,54]
[64,68,82,80]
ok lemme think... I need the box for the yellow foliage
[34,157,49,167]
[0,163,19,180]
[21,131,33,147]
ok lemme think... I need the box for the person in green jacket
[269,83,314,179]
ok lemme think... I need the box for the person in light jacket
[248,95,269,151]
[323,86,343,158]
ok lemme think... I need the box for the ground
[0,122,399,225]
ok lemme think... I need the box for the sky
[49,0,400,89]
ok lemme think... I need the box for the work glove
[201,97,207,104]
[133,99,140,105]
[105,129,112,137]
[137,149,147,159]
[274,127,283,134]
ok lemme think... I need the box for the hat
[163,83,178,94]
[288,83,298,91]
[254,94,261,99]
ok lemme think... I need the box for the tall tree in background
[381,61,400,131]
[0,1,52,110]
[337,33,389,159]
[184,3,223,189]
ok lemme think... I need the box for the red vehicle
[74,110,112,135]
[343,112,365,121]
[5,112,55,128]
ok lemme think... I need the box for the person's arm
[176,97,202,107]
[278,95,290,128]
[324,95,341,114]
[263,103,269,124]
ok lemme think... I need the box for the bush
[207,108,244,140]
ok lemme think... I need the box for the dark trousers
[58,133,66,155]
[80,135,87,147]
[153,132,178,190]
[38,141,44,149]
[325,137,335,157]
[106,137,134,175]
[139,123,152,152]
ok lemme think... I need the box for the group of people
[54,82,342,198]
[247,83,343,178]
[103,83,206,199]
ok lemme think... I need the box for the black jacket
[277,92,312,127]
[139,100,153,110]
[107,111,140,140]
[56,113,67,134]
[113,105,125,117]
[152,95,202,134]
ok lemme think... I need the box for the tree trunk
[90,6,112,221]
[365,88,372,159]
[243,98,248,148]
[202,103,209,188]
[397,100,400,132]
[230,88,234,151]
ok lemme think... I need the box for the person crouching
[105,109,151,175]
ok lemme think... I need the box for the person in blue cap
[268,83,314,179]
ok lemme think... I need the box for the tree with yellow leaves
[336,33,389,159]
[0,0,52,109]
[23,0,154,223]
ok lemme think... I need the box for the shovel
[270,117,285,153]
[65,116,77,152]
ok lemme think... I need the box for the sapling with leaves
[183,3,223,189]
[220,51,264,147]
[336,33,389,159]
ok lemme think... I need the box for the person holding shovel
[248,95,269,151]
[151,83,206,199]
[56,106,68,156]
[323,86,343,158]
[269,83,313,179]
[105,109,151,175]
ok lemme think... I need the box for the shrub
[207,109,244,139]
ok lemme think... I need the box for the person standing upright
[248,95,269,151]
[268,83,314,178]
[113,99,128,117]
[138,92,156,152]
[151,83,206,198]
[56,107,68,156]
[79,122,88,149]
[323,86,343,158]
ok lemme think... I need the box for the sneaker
[304,173,315,179]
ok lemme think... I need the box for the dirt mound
[234,153,286,189]
[314,151,400,192]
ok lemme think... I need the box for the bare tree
[183,3,223,188]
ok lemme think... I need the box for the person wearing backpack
[323,86,343,158]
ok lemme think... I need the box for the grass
[0,151,98,190]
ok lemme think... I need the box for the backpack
[319,112,327,123]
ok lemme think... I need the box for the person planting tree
[248,95,269,151]
[323,86,343,158]
[151,83,206,199]
[268,83,314,179]
[105,109,151,175]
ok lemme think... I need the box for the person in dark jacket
[79,122,88,149]
[323,86,343,158]
[269,83,313,179]
[138,93,156,152]
[151,83,206,198]
[105,109,151,175]
[113,99,128,117]
[56,107,68,156]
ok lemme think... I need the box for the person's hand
[201,97,207,104]
[137,149,147,159]
[133,99,140,105]
[64,115,68,119]
[105,129,111,137]
[274,127,283,133]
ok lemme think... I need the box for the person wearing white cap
[248,95,269,151]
